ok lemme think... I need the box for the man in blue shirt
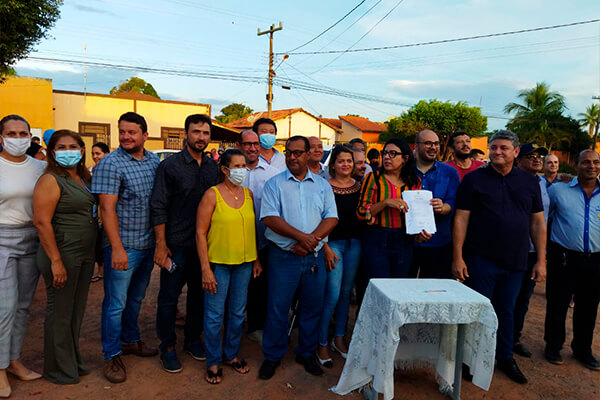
[544,149,600,371]
[92,112,160,384]
[453,130,546,384]
[258,136,338,380]
[252,118,286,170]
[238,130,284,344]
[409,130,459,279]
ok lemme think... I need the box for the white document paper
[402,190,437,235]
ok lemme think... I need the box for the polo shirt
[150,148,218,247]
[548,177,600,253]
[92,147,160,250]
[455,164,543,271]
[260,168,338,252]
[242,156,284,250]
[415,161,460,247]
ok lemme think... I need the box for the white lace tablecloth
[332,279,498,400]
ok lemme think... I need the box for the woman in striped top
[357,138,428,280]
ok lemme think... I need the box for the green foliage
[110,77,160,99]
[380,99,487,160]
[558,162,575,175]
[578,103,600,149]
[0,0,63,82]
[557,116,593,158]
[504,82,571,149]
[214,103,254,124]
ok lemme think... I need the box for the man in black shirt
[453,130,546,384]
[150,114,218,373]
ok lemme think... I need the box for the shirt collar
[284,168,315,182]
[569,177,600,188]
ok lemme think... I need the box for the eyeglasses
[381,150,403,158]
[416,141,441,148]
[525,153,544,161]
[284,149,307,158]
[240,142,260,148]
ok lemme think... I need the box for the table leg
[451,324,466,400]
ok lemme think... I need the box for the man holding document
[408,130,460,279]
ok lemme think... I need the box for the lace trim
[331,181,361,195]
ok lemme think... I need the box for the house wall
[339,120,363,142]
[0,76,54,135]
[274,111,336,145]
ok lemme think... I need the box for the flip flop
[205,367,222,384]
[91,275,103,282]
[316,355,333,369]
[224,359,249,374]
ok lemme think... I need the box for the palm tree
[578,104,600,150]
[504,82,567,149]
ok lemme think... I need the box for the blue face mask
[259,134,277,150]
[55,150,82,167]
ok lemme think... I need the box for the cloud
[15,58,82,74]
[71,4,117,17]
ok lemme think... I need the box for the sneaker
[573,352,600,371]
[160,348,183,373]
[513,342,532,358]
[104,355,126,383]
[184,341,206,361]
[259,360,280,380]
[544,348,564,365]
[122,341,158,357]
[496,358,527,384]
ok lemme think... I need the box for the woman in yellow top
[196,149,262,384]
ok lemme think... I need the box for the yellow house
[226,108,340,146]
[0,76,54,137]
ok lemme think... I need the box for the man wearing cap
[544,149,600,370]
[512,143,550,358]
[453,130,546,384]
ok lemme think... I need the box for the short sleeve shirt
[92,147,160,250]
[455,165,543,271]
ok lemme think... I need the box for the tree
[0,0,63,82]
[578,103,600,150]
[110,77,160,99]
[380,99,487,160]
[504,82,569,149]
[214,103,253,124]
[556,115,592,159]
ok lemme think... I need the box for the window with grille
[79,122,110,145]
[161,127,185,150]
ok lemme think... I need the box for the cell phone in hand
[165,258,177,273]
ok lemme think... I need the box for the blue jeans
[101,247,154,360]
[204,262,252,367]
[156,245,204,352]
[318,239,361,346]
[263,245,326,361]
[466,254,525,361]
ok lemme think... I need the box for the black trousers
[246,247,269,333]
[544,242,600,356]
[408,244,453,279]
[513,252,538,344]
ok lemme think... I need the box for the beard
[454,150,470,160]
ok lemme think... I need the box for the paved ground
[9,268,600,400]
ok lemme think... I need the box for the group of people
[0,110,598,398]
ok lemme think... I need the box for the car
[152,149,179,162]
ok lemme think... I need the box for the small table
[332,279,498,400]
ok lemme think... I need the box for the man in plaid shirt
[92,112,160,384]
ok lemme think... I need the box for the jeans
[204,262,252,367]
[263,245,326,361]
[101,246,154,360]
[466,254,525,361]
[156,245,204,352]
[318,239,361,346]
[513,253,537,344]
[361,226,413,280]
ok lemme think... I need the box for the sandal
[91,275,103,283]
[224,359,249,374]
[205,367,222,384]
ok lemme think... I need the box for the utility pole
[258,22,282,119]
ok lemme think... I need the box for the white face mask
[2,138,31,157]
[227,167,248,186]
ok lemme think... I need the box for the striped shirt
[357,171,420,228]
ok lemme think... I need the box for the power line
[312,0,406,73]
[281,18,600,55]
[285,0,368,53]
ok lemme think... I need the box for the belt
[551,242,600,261]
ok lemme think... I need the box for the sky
[14,0,600,131]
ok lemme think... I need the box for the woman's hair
[218,148,244,183]
[92,142,110,154]
[328,144,354,177]
[383,138,419,188]
[367,148,380,161]
[46,129,92,183]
